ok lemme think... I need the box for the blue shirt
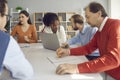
[67,25,100,56]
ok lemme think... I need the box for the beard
[87,22,96,27]
[73,26,79,31]
[89,24,96,27]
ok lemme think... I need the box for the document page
[47,56,87,67]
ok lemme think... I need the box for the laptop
[40,33,60,51]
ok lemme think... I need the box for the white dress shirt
[3,36,34,80]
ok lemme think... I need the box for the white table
[20,43,103,80]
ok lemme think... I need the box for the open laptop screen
[40,33,60,51]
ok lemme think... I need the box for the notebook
[40,33,60,51]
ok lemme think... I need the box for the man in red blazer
[56,2,120,80]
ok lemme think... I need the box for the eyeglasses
[4,14,11,21]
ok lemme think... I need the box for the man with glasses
[4,14,11,32]
[0,0,33,80]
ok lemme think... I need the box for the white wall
[8,0,108,13]
[108,0,120,19]
[8,0,109,21]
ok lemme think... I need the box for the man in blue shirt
[65,14,99,60]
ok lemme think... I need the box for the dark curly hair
[0,0,7,17]
[43,12,59,26]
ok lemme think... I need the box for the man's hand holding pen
[56,43,79,75]
[56,43,70,58]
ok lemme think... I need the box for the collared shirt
[67,25,99,56]
[99,17,108,31]
[2,36,33,79]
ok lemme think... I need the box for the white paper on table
[19,43,30,48]
[47,56,82,63]
[47,56,88,67]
